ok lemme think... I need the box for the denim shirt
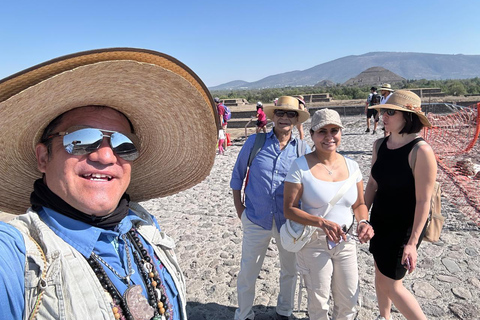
[230,130,310,231]
[0,208,180,320]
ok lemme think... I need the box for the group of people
[231,91,436,320]
[0,48,436,320]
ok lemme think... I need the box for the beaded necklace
[88,228,171,320]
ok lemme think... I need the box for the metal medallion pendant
[124,285,155,320]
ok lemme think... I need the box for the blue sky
[1,0,479,87]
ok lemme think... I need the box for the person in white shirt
[284,109,374,320]
[378,83,395,136]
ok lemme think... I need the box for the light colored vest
[9,202,187,320]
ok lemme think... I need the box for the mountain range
[209,52,480,90]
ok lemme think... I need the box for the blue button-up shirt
[230,131,310,231]
[0,208,180,320]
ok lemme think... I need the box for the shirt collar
[38,207,145,257]
[268,129,296,144]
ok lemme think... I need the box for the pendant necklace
[320,163,333,175]
[90,232,158,320]
[91,234,134,285]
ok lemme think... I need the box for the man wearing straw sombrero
[230,96,310,320]
[0,48,219,320]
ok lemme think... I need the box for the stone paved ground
[2,115,478,319]
[141,115,480,320]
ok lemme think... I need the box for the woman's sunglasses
[45,126,140,161]
[274,109,298,118]
[380,109,397,116]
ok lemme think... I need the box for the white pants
[235,213,297,320]
[296,232,359,320]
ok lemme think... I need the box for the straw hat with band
[378,83,394,92]
[369,90,432,127]
[0,48,219,215]
[264,96,310,123]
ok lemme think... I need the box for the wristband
[359,219,371,226]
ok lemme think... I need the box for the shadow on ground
[186,302,309,320]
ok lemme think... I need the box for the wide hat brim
[0,48,219,215]
[378,87,394,92]
[263,105,310,123]
[369,89,432,128]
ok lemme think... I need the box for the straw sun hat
[378,83,394,92]
[0,48,219,215]
[264,96,310,123]
[369,89,432,127]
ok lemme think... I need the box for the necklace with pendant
[89,229,170,320]
[320,163,334,175]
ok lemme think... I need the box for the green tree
[446,81,467,96]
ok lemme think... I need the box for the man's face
[381,90,389,97]
[272,109,298,133]
[36,107,133,216]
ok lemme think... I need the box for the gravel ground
[141,115,480,320]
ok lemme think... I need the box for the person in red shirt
[255,101,267,133]
[215,97,228,151]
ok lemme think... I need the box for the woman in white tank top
[284,109,374,320]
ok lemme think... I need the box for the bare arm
[364,139,380,210]
[403,143,437,272]
[352,180,374,243]
[284,181,345,243]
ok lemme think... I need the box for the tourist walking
[365,86,380,134]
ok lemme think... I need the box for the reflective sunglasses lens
[110,132,139,161]
[63,128,103,155]
[274,110,285,117]
[286,111,298,118]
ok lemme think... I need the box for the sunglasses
[326,222,359,250]
[274,109,298,118]
[45,126,140,161]
[380,109,396,116]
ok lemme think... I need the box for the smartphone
[403,257,411,272]
[326,237,343,250]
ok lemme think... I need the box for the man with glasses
[230,96,310,320]
[0,48,218,320]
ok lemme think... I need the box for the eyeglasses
[45,126,140,161]
[380,109,396,116]
[274,109,298,118]
[326,223,359,250]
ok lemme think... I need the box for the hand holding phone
[403,256,412,273]
[327,237,343,250]
[326,224,347,250]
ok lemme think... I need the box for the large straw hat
[0,48,219,215]
[264,96,310,123]
[369,90,432,127]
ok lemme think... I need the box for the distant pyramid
[343,66,405,86]
[314,79,336,87]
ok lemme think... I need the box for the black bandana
[30,179,130,230]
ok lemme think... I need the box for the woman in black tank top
[364,90,437,320]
